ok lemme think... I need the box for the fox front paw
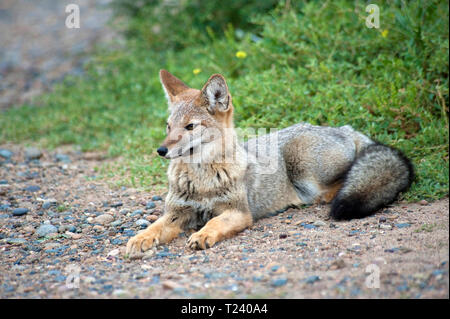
[126,231,160,255]
[187,229,220,250]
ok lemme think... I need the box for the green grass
[0,0,448,201]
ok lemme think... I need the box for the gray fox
[126,70,414,254]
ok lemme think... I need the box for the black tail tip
[330,197,372,220]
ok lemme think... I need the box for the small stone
[379,216,387,223]
[279,233,288,239]
[162,280,183,290]
[147,215,158,222]
[270,265,280,272]
[271,277,288,287]
[111,220,123,227]
[152,196,163,201]
[24,185,41,192]
[395,223,411,228]
[65,232,82,239]
[146,202,156,209]
[296,242,307,247]
[23,226,35,233]
[110,202,123,208]
[136,219,150,228]
[329,259,346,270]
[0,184,10,195]
[36,224,58,237]
[305,275,320,284]
[419,200,428,206]
[12,208,29,216]
[130,210,143,217]
[6,238,27,245]
[108,248,120,257]
[0,149,13,159]
[24,147,42,160]
[94,214,114,225]
[54,154,71,163]
[67,225,76,233]
[42,199,57,210]
[379,224,392,230]
[93,225,105,232]
[313,220,326,227]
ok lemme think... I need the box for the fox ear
[159,69,189,103]
[201,74,230,114]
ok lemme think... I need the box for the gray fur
[243,123,375,219]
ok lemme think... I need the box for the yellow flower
[193,68,201,75]
[381,29,389,38]
[236,51,247,59]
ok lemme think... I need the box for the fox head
[157,70,236,162]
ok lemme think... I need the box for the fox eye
[185,123,195,131]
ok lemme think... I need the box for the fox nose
[157,146,168,157]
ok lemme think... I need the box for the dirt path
[0,144,448,298]
[0,0,115,109]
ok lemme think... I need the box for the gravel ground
[0,144,448,299]
[0,0,116,110]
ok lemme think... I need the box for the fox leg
[126,213,182,255]
[187,209,253,250]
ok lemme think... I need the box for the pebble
[305,275,320,284]
[107,248,120,257]
[379,216,387,223]
[419,200,429,206]
[93,225,105,232]
[54,154,71,163]
[0,149,13,159]
[6,238,27,245]
[65,232,82,239]
[146,202,156,209]
[152,196,163,201]
[379,224,392,230]
[136,219,150,228]
[395,223,411,228]
[23,226,35,233]
[271,277,288,287]
[94,214,114,225]
[162,280,183,290]
[313,220,326,227]
[12,208,29,216]
[0,185,10,195]
[130,210,143,217]
[36,224,58,237]
[111,220,123,227]
[24,185,41,192]
[147,215,158,222]
[329,259,346,270]
[24,147,43,160]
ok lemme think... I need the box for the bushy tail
[330,143,414,220]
